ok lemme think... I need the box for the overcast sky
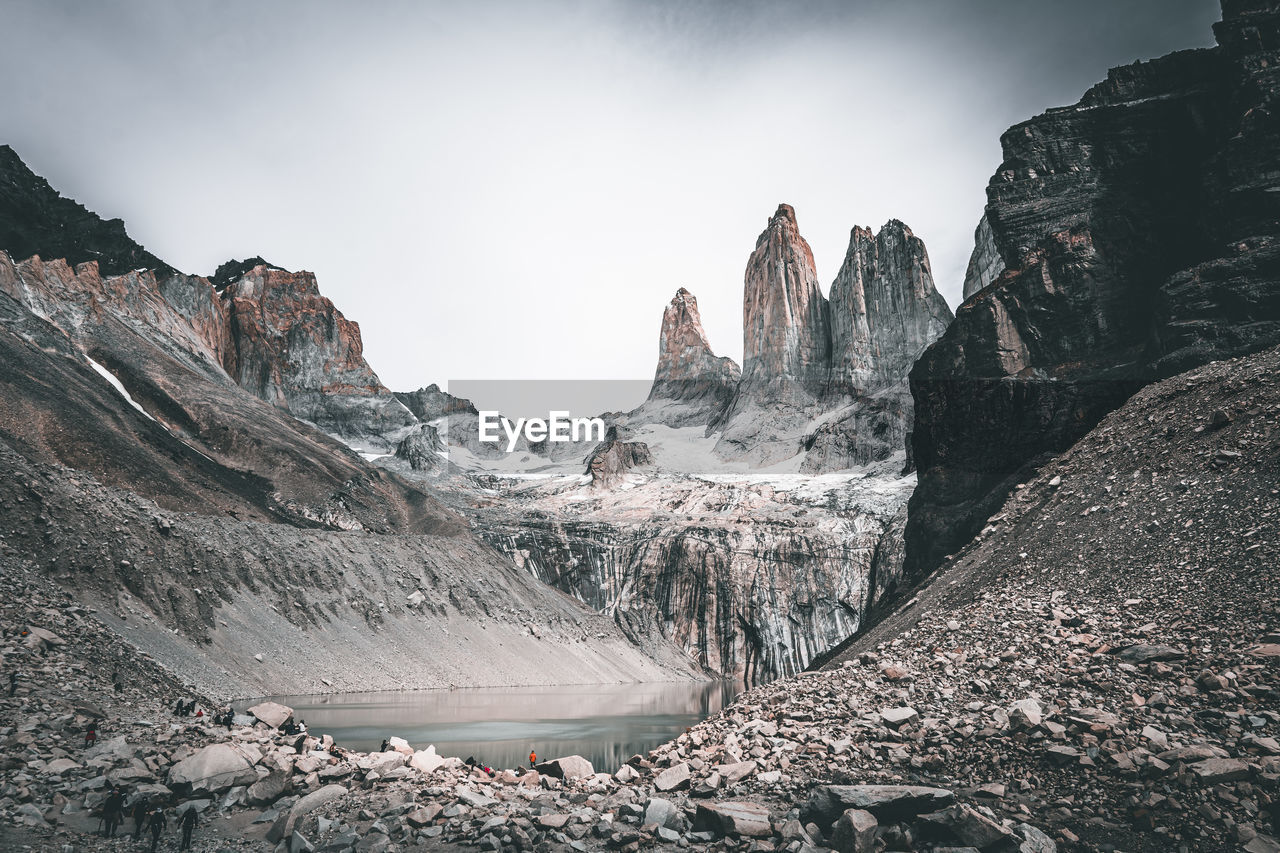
[3,0,1219,395]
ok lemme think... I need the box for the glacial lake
[243,680,739,773]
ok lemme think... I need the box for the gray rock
[803,785,955,825]
[831,808,877,853]
[654,761,692,792]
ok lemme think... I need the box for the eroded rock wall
[906,0,1280,577]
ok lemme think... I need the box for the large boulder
[654,762,692,792]
[265,784,348,843]
[246,701,294,729]
[534,755,594,780]
[803,785,955,826]
[357,751,407,775]
[410,746,445,774]
[168,743,259,794]
[692,801,772,838]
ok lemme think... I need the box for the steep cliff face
[961,213,1003,300]
[828,220,953,392]
[740,204,831,384]
[907,0,1280,577]
[474,466,912,685]
[713,207,952,470]
[0,146,172,277]
[221,264,416,446]
[636,288,740,427]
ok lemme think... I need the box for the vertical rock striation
[960,214,1004,300]
[906,0,1280,578]
[712,206,952,470]
[637,288,740,426]
[828,220,953,393]
[740,204,831,385]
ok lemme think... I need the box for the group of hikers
[95,784,200,851]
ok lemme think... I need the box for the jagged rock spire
[741,204,831,385]
[828,219,954,392]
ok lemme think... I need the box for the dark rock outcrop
[634,288,740,427]
[906,0,1280,577]
[395,384,478,421]
[211,256,285,290]
[395,423,447,471]
[0,145,172,277]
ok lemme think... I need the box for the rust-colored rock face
[906,0,1280,578]
[636,288,740,427]
[222,265,415,443]
[741,204,831,384]
[711,207,952,470]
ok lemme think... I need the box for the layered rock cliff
[633,288,740,427]
[906,0,1280,578]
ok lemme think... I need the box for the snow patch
[86,356,156,422]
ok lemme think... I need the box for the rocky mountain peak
[829,218,953,393]
[741,202,830,385]
[652,288,739,388]
[634,288,740,427]
[211,256,287,290]
[0,145,173,277]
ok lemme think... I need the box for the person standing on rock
[529,749,536,766]
[380,738,389,752]
[146,807,166,853]
[102,786,123,837]
[131,799,148,840]
[84,723,97,748]
[179,805,197,850]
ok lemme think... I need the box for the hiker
[147,807,166,853]
[529,749,537,766]
[224,710,234,731]
[84,724,97,748]
[298,719,307,734]
[102,786,123,837]
[132,799,148,840]
[380,738,390,753]
[7,671,15,696]
[179,805,197,850]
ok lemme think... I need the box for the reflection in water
[242,681,739,773]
